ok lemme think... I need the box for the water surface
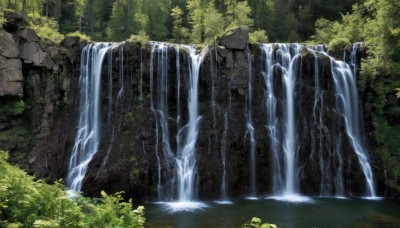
[145,198,400,227]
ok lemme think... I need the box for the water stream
[66,43,114,194]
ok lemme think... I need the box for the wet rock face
[2,11,25,32]
[0,57,23,96]
[0,27,83,179]
[77,43,374,201]
[0,26,380,201]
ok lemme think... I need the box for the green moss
[0,100,26,121]
[328,37,351,54]
[0,119,32,169]
[66,32,93,42]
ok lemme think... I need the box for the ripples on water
[145,198,400,228]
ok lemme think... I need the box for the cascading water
[261,44,309,202]
[175,46,207,204]
[67,40,378,204]
[307,46,345,197]
[282,45,301,199]
[66,43,114,194]
[261,44,282,195]
[330,44,376,198]
[148,43,208,210]
[309,48,328,195]
[149,43,176,201]
[245,52,257,198]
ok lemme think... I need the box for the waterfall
[66,43,114,194]
[149,43,207,210]
[261,44,282,195]
[309,49,328,195]
[220,111,229,200]
[330,43,376,198]
[245,51,257,198]
[261,44,308,201]
[149,43,176,201]
[67,41,378,202]
[176,46,207,202]
[282,45,301,197]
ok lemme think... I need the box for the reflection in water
[145,198,399,228]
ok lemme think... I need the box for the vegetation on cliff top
[0,0,358,44]
[0,151,145,227]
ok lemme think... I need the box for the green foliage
[0,13,5,29]
[0,100,25,121]
[225,0,253,30]
[186,0,205,43]
[242,217,277,228]
[312,18,337,44]
[328,37,351,53]
[170,6,189,43]
[129,31,150,43]
[0,150,145,227]
[66,31,92,42]
[203,4,225,45]
[1,0,362,42]
[249,30,268,44]
[28,15,64,44]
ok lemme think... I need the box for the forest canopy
[0,0,358,43]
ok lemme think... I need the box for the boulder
[225,51,233,69]
[19,28,40,42]
[62,36,80,47]
[219,27,249,50]
[20,41,47,66]
[0,30,19,58]
[3,11,24,32]
[47,46,61,59]
[0,57,23,96]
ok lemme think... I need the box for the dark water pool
[145,198,400,228]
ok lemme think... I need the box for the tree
[107,0,130,41]
[224,0,253,30]
[145,0,171,41]
[203,3,225,45]
[171,6,189,43]
[186,0,206,43]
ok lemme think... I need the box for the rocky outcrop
[219,26,249,50]
[0,25,385,201]
[0,57,23,96]
[0,24,84,174]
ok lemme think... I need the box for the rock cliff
[0,20,386,201]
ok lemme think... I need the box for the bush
[28,15,64,44]
[242,217,277,228]
[0,151,145,227]
[67,31,92,42]
[249,30,269,44]
[129,31,150,43]
[328,37,351,53]
[0,100,25,121]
